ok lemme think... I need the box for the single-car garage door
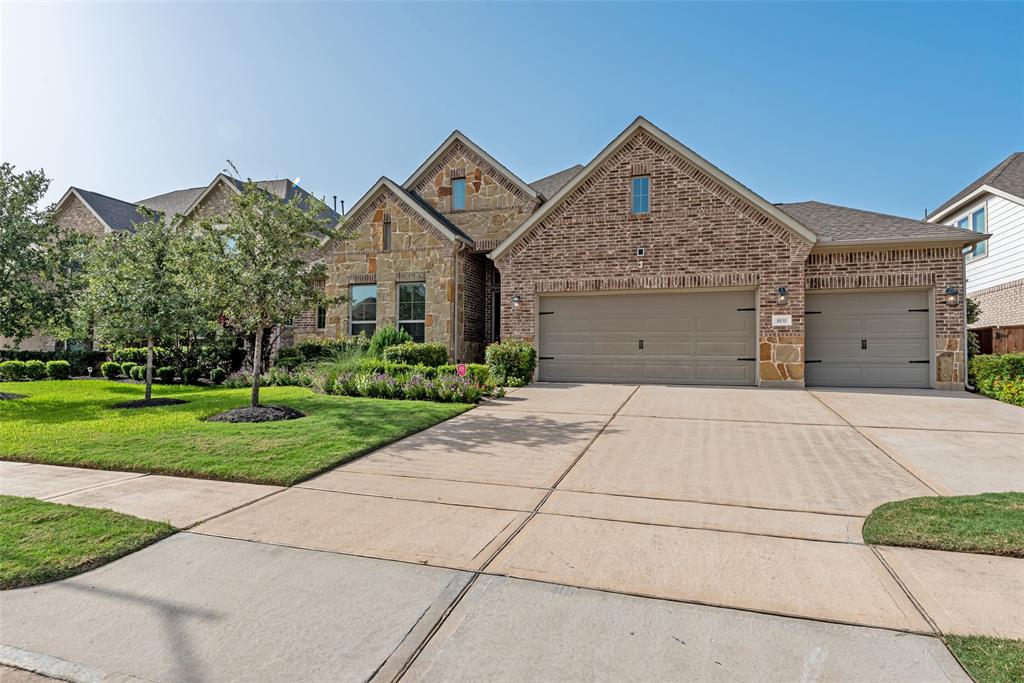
[538,290,756,385]
[805,290,931,388]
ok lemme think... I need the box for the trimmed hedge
[0,360,27,381]
[45,360,71,380]
[181,368,202,384]
[155,367,176,383]
[100,362,122,379]
[209,368,227,385]
[130,365,146,381]
[971,354,1024,407]
[24,360,47,380]
[112,347,175,369]
[120,362,138,377]
[381,342,449,367]
[485,340,537,385]
[0,350,105,377]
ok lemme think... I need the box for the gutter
[813,233,989,249]
[452,243,462,362]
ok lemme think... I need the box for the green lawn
[0,495,174,589]
[945,635,1024,683]
[0,380,473,485]
[862,493,1024,558]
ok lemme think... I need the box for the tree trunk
[250,328,262,407]
[145,337,154,401]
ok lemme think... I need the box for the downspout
[962,254,975,391]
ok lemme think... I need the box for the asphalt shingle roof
[136,186,205,218]
[73,188,150,232]
[930,152,1024,218]
[530,164,583,199]
[776,201,980,244]
[403,188,473,242]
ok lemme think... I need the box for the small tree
[967,297,981,358]
[193,177,339,407]
[85,209,197,400]
[0,164,91,346]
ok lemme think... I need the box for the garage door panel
[806,291,930,389]
[539,291,756,386]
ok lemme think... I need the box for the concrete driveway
[3,383,1022,681]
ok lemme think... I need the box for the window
[954,206,988,260]
[316,305,327,330]
[349,284,377,337]
[397,282,426,342]
[451,178,466,211]
[382,220,392,251]
[631,176,649,214]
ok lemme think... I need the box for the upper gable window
[954,205,987,260]
[631,176,650,215]
[451,178,466,211]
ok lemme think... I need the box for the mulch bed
[111,398,188,409]
[205,405,305,423]
[0,392,27,401]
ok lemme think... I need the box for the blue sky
[3,2,1022,218]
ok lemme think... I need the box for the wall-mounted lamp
[776,286,790,306]
[945,287,960,307]
[510,294,523,310]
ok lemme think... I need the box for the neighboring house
[926,152,1024,354]
[0,174,339,352]
[324,117,981,389]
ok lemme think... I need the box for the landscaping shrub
[368,326,413,358]
[275,336,371,369]
[120,362,138,377]
[325,370,484,403]
[181,368,202,385]
[0,360,27,381]
[971,353,1024,407]
[223,371,252,388]
[23,360,47,381]
[381,342,449,367]
[129,365,146,381]
[437,363,492,385]
[0,350,106,376]
[155,367,176,383]
[45,360,71,380]
[111,347,175,370]
[100,361,122,379]
[209,368,227,385]
[485,340,537,385]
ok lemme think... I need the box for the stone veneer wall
[494,129,813,386]
[805,247,966,387]
[408,141,539,244]
[324,188,456,352]
[970,278,1024,329]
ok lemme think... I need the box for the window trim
[631,175,650,215]
[951,201,988,262]
[349,283,377,337]
[451,178,467,212]
[397,281,427,343]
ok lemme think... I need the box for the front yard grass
[0,495,174,589]
[0,380,473,486]
[862,493,1024,558]
[944,635,1024,683]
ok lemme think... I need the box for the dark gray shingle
[73,188,150,232]
[777,200,980,244]
[530,165,583,199]
[930,152,1024,217]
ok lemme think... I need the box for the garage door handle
[638,339,644,350]
[861,339,867,350]
[908,360,930,364]
[805,360,822,363]
[736,357,756,361]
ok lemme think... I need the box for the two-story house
[927,152,1024,354]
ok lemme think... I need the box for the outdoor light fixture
[945,287,960,307]
[510,295,523,309]
[776,286,789,306]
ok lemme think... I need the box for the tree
[0,164,91,346]
[85,209,197,400]
[192,176,339,407]
[967,297,981,358]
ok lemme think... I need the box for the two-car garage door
[538,290,757,385]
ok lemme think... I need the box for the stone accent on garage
[323,187,456,353]
[806,247,966,390]
[760,336,805,383]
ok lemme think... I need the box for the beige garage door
[538,290,757,385]
[805,290,931,388]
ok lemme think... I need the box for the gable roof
[56,187,149,233]
[175,173,342,227]
[403,130,541,202]
[777,201,985,247]
[137,186,206,218]
[927,152,1024,222]
[530,165,583,199]
[343,177,472,245]
[490,117,818,260]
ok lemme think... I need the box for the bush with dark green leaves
[23,360,47,380]
[45,360,71,380]
[209,367,227,385]
[100,362,122,379]
[181,367,202,384]
[111,347,175,369]
[382,342,449,367]
[485,340,537,385]
[120,362,137,377]
[129,365,146,381]
[368,326,413,358]
[0,360,27,381]
[155,367,176,383]
[971,353,1024,407]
